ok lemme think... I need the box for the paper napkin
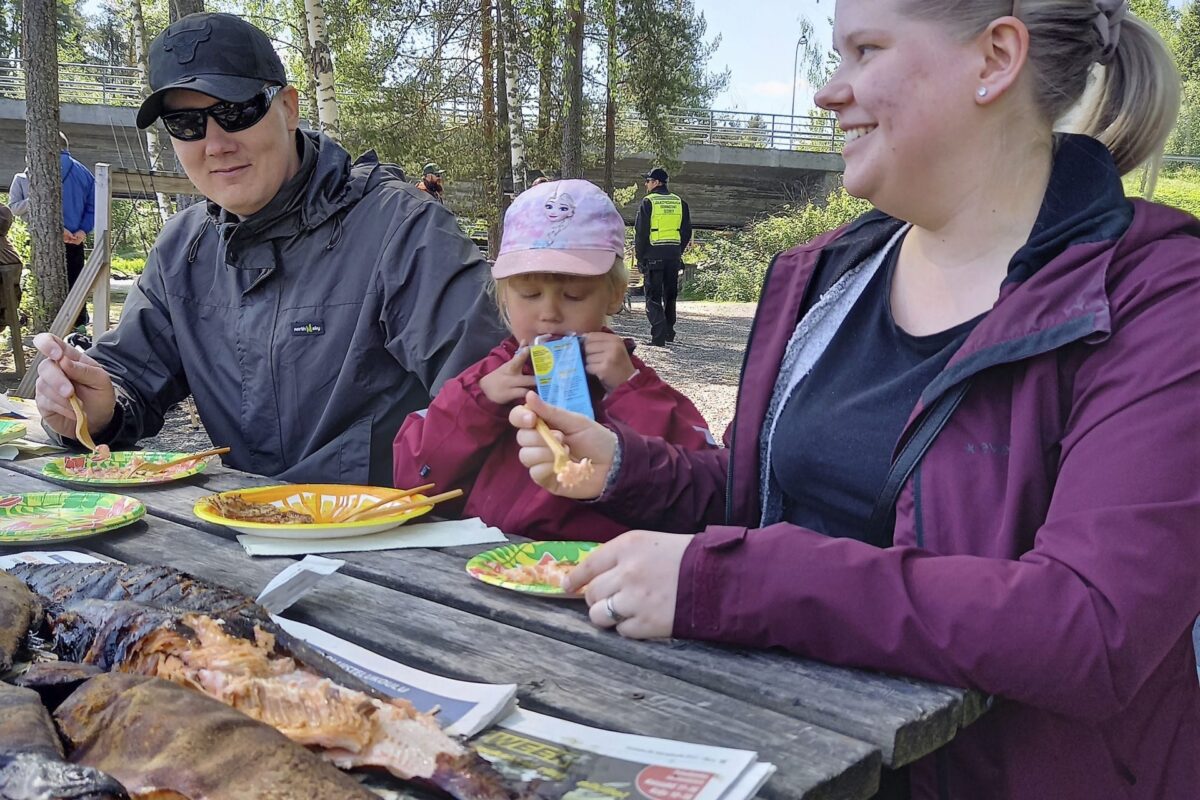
[237,517,508,557]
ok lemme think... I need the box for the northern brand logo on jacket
[292,321,324,336]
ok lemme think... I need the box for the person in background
[0,203,22,309]
[58,132,96,330]
[634,167,691,346]
[7,168,30,218]
[33,12,504,485]
[416,162,446,204]
[510,0,1198,796]
[393,179,713,540]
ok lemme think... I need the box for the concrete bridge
[0,60,846,227]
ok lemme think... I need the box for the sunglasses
[160,85,282,142]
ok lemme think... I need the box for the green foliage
[617,0,728,163]
[612,182,639,210]
[1122,164,1200,215]
[686,188,870,302]
[111,256,147,277]
[1167,79,1200,156]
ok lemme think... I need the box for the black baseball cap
[641,167,669,182]
[137,13,288,129]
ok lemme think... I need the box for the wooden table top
[0,410,986,800]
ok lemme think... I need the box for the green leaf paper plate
[0,492,146,545]
[0,420,27,445]
[42,451,211,486]
[466,541,599,598]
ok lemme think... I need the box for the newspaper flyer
[272,616,517,737]
[475,709,775,800]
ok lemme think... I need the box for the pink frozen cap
[492,179,626,279]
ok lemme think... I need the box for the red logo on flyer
[635,766,714,800]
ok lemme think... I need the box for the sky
[694,0,834,119]
[694,0,1189,120]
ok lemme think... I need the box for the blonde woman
[511,0,1199,796]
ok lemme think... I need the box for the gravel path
[1,300,756,451]
[609,300,754,437]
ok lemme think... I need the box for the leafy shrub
[111,256,147,278]
[686,188,870,302]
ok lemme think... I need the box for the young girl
[392,179,713,540]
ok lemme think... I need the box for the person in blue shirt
[58,132,95,329]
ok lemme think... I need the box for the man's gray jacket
[87,132,506,485]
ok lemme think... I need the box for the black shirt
[771,243,982,542]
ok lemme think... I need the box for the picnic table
[0,405,988,800]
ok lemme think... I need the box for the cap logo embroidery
[163,18,212,64]
[534,190,577,248]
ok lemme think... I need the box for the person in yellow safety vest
[634,167,692,346]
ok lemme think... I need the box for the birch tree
[602,0,617,195]
[499,0,527,192]
[482,0,502,250]
[303,0,340,141]
[131,0,171,223]
[23,0,66,331]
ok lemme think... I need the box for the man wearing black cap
[416,163,446,204]
[32,12,505,485]
[634,167,691,346]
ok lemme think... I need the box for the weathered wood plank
[0,468,882,800]
[1,458,987,764]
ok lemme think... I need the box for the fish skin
[20,567,517,800]
[0,572,39,673]
[55,673,376,800]
[14,662,105,712]
[14,564,389,700]
[0,682,129,800]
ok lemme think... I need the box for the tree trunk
[303,0,340,141]
[560,0,584,178]
[168,0,204,213]
[494,6,512,203]
[169,0,204,22]
[23,0,66,332]
[131,0,171,224]
[602,0,616,196]
[295,0,319,127]
[481,0,501,254]
[499,0,526,193]
[536,0,555,157]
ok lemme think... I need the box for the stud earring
[977,86,989,98]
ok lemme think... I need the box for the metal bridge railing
[0,58,143,107]
[659,107,843,153]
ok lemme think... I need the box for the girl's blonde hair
[904,0,1180,174]
[489,257,630,330]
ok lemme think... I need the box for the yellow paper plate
[193,484,434,540]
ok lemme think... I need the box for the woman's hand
[582,332,635,392]
[564,530,694,639]
[479,346,536,406]
[509,391,616,499]
[33,332,117,441]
